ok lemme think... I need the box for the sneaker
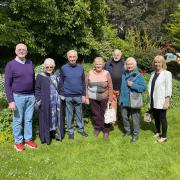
[153,133,161,138]
[78,131,88,137]
[25,140,38,149]
[157,137,167,143]
[14,143,25,152]
[130,136,138,144]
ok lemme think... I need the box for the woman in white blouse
[148,55,172,143]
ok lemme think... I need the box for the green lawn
[0,107,180,180]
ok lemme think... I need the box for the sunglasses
[45,66,54,69]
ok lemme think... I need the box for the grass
[0,106,180,180]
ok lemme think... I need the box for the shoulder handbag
[129,74,143,109]
[130,92,143,109]
[104,104,116,124]
[144,110,153,122]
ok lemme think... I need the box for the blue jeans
[13,94,35,144]
[65,96,84,135]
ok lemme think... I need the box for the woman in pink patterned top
[85,57,113,139]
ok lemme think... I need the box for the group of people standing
[5,43,172,152]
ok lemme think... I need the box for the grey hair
[124,57,137,70]
[15,43,27,51]
[43,58,55,67]
[113,49,122,55]
[67,50,78,58]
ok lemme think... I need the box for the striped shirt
[86,70,113,102]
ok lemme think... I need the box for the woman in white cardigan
[148,55,172,143]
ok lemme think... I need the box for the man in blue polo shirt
[5,43,37,151]
[60,50,88,139]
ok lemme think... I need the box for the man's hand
[8,102,16,111]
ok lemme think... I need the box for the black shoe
[68,134,74,140]
[123,132,131,137]
[56,138,62,142]
[130,136,138,144]
[78,131,88,137]
[50,131,55,139]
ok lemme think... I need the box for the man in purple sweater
[5,43,37,151]
[60,50,88,139]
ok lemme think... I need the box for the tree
[0,0,133,62]
[107,0,179,40]
[166,3,180,45]
[0,0,107,57]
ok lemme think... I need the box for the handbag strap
[132,73,140,82]
[40,73,60,95]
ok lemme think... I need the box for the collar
[67,63,77,67]
[15,56,26,64]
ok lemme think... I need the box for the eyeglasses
[16,49,27,52]
[45,66,54,69]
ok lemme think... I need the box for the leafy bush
[126,27,161,72]
[167,61,180,76]
[135,48,160,72]
[97,25,133,60]
[0,74,5,94]
[170,78,180,108]
[0,74,7,110]
[0,109,13,142]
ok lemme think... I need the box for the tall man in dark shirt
[105,49,125,123]
[5,43,37,151]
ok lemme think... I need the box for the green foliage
[166,3,180,45]
[96,25,133,60]
[0,0,112,58]
[107,0,179,39]
[126,27,160,72]
[0,74,7,110]
[83,63,93,74]
[170,77,180,108]
[34,64,44,76]
[167,61,180,76]
[0,109,13,142]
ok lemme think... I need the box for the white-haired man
[105,49,125,123]
[5,43,37,151]
[60,50,88,139]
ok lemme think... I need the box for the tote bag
[104,105,116,124]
